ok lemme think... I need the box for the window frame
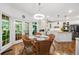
[15,20,22,40]
[24,22,29,36]
[2,14,10,46]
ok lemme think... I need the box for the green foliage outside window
[2,14,10,46]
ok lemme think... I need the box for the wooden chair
[32,34,55,55]
[22,35,38,55]
[47,34,55,55]
[35,40,53,55]
[47,34,55,41]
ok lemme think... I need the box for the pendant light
[34,3,45,20]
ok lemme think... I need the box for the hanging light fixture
[34,3,45,20]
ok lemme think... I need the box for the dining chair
[35,40,53,55]
[47,34,55,41]
[22,35,38,55]
[47,34,56,55]
[32,34,55,55]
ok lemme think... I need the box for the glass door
[15,21,22,40]
[2,14,10,46]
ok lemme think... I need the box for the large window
[15,21,22,40]
[2,14,10,46]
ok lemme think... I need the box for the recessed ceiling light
[68,10,72,13]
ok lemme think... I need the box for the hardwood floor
[53,40,75,55]
[1,40,75,55]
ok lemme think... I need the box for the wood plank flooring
[1,40,75,55]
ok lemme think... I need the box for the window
[32,22,37,35]
[15,21,22,40]
[25,22,29,36]
[2,14,10,46]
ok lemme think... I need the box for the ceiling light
[34,14,45,20]
[68,10,72,13]
[33,3,45,20]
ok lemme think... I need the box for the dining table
[29,35,52,55]
[29,35,48,41]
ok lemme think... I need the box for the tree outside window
[2,14,10,46]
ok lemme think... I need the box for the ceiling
[9,3,79,21]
